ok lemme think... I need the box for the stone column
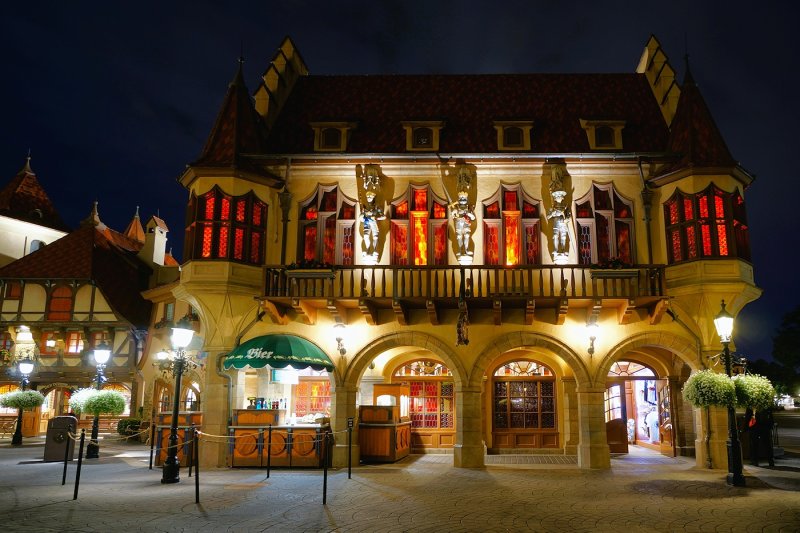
[454,385,484,468]
[560,377,579,455]
[329,383,359,468]
[576,386,610,469]
[696,405,730,471]
[199,352,233,468]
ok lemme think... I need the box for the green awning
[223,334,334,371]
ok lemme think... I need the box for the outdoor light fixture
[586,319,599,357]
[11,357,35,445]
[86,341,111,459]
[162,316,196,484]
[334,323,347,356]
[714,299,745,487]
[16,326,33,343]
[45,338,57,348]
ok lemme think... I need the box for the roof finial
[19,150,33,174]
[81,200,103,227]
[683,53,695,85]
[134,205,140,218]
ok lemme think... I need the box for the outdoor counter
[228,423,330,468]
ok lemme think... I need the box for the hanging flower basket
[69,388,126,416]
[734,374,776,411]
[0,390,45,410]
[682,369,736,408]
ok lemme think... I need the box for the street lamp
[86,341,111,459]
[11,357,35,446]
[713,299,745,487]
[161,317,195,484]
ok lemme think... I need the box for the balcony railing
[265,265,665,301]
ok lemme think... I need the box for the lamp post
[86,342,111,459]
[161,318,195,484]
[10,357,35,446]
[713,300,745,487]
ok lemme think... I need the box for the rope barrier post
[188,425,195,478]
[149,423,156,470]
[194,428,200,504]
[62,424,73,486]
[347,417,354,479]
[73,429,86,500]
[322,431,329,505]
[266,424,272,479]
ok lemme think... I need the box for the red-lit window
[186,187,268,266]
[40,332,58,356]
[663,184,748,264]
[4,281,22,299]
[0,332,12,351]
[297,186,356,265]
[575,183,634,265]
[91,331,110,349]
[47,286,73,321]
[482,185,540,265]
[390,185,448,265]
[66,332,84,354]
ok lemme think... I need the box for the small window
[503,127,523,147]
[91,331,110,349]
[493,121,533,151]
[40,332,59,356]
[164,302,175,322]
[4,281,22,299]
[66,332,84,354]
[413,128,432,148]
[310,121,355,152]
[47,286,73,321]
[0,332,13,351]
[580,119,625,150]
[595,126,615,147]
[320,128,342,149]
[402,121,444,151]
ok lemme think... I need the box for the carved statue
[547,164,570,264]
[360,166,385,262]
[451,167,476,261]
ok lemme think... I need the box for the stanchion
[194,428,199,504]
[322,431,329,505]
[73,429,86,500]
[62,424,73,486]
[258,428,264,468]
[266,425,272,479]
[149,423,156,470]
[188,425,195,478]
[347,417,353,479]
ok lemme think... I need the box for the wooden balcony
[263,265,667,326]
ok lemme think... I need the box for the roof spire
[683,53,695,85]
[81,200,104,228]
[123,205,146,243]
[19,150,33,175]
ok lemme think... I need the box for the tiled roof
[264,74,669,154]
[656,68,737,176]
[0,158,70,231]
[123,208,145,244]
[0,223,153,328]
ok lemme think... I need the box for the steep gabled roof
[123,207,145,244]
[656,61,737,176]
[0,156,70,231]
[0,219,153,328]
[264,73,669,154]
[193,59,270,169]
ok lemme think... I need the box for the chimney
[139,216,168,266]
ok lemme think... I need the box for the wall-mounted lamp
[45,338,57,348]
[15,325,34,343]
[586,319,599,357]
[334,323,347,356]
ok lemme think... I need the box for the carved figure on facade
[546,164,571,265]
[450,166,476,264]
[359,165,386,263]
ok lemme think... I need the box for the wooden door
[604,384,628,453]
[658,380,676,457]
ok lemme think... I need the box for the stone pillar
[330,383,359,468]
[199,352,233,468]
[560,377,579,455]
[454,385,484,468]
[696,405,730,471]
[576,386,610,469]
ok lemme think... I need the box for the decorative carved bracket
[358,299,377,325]
[493,299,502,325]
[291,298,316,325]
[426,300,439,325]
[525,299,536,325]
[261,300,289,325]
[392,299,408,326]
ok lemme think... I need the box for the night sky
[1,2,796,362]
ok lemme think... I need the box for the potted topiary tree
[0,390,45,446]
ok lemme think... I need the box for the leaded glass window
[297,185,356,265]
[575,183,634,265]
[482,184,540,265]
[492,360,556,430]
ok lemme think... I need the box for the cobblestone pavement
[1,437,799,532]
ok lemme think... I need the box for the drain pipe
[666,304,712,468]
[637,157,654,265]
[216,307,267,426]
[278,158,293,266]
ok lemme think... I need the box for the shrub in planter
[682,369,736,408]
[734,374,776,411]
[0,390,45,410]
[117,418,142,436]
[69,388,126,416]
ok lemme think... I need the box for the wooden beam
[326,299,346,324]
[291,298,316,325]
[426,300,439,325]
[525,299,535,325]
[392,299,408,326]
[493,299,502,325]
[556,298,569,325]
[650,298,668,325]
[358,299,378,325]
[261,300,289,325]
[618,299,636,325]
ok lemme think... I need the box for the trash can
[44,415,77,462]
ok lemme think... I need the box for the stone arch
[468,331,590,389]
[343,331,466,390]
[594,331,699,385]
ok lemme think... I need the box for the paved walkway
[1,436,799,532]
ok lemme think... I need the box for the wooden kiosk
[358,384,411,463]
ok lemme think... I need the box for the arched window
[390,185,448,265]
[47,286,73,321]
[575,183,634,265]
[185,187,268,265]
[158,387,171,413]
[482,184,540,266]
[663,184,750,264]
[607,361,655,377]
[492,360,556,431]
[183,385,200,411]
[393,359,454,432]
[298,185,356,265]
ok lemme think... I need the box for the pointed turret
[81,201,106,230]
[123,206,146,244]
[0,154,70,232]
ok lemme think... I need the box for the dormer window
[402,121,444,151]
[310,122,356,152]
[493,121,533,151]
[580,119,625,150]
